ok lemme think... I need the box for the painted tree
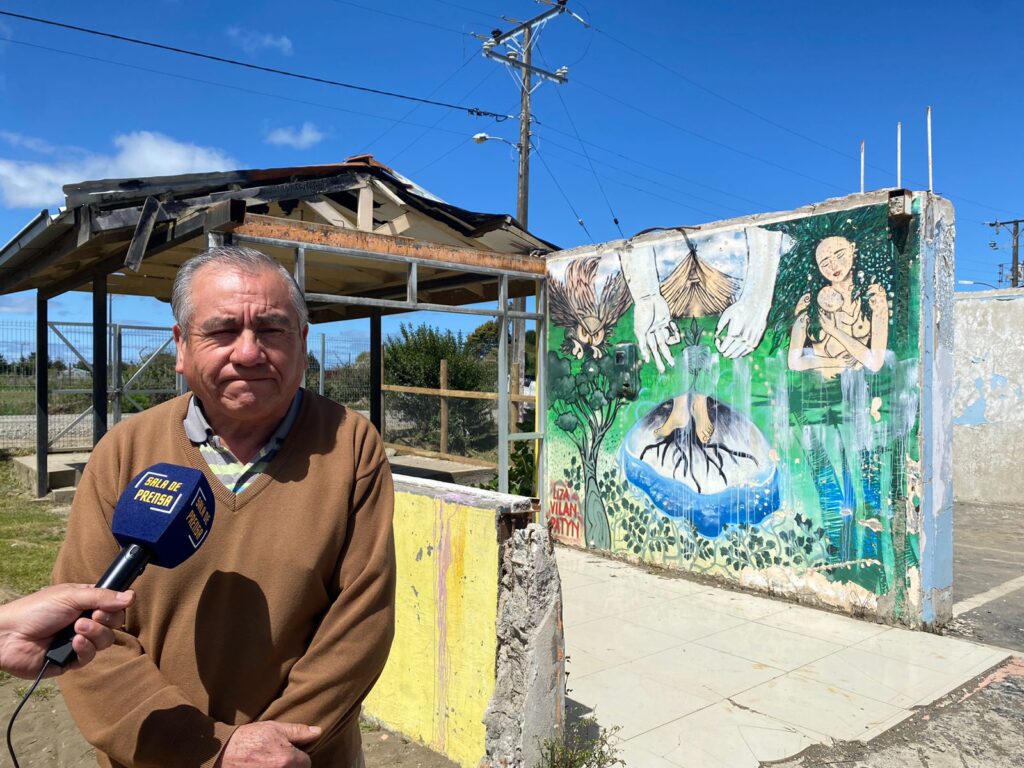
[547,349,637,549]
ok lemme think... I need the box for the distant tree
[384,323,496,453]
[465,321,538,377]
[120,351,177,411]
[465,320,501,359]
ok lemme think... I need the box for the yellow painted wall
[364,489,501,768]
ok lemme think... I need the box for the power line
[359,49,480,153]
[2,38,475,140]
[389,69,503,163]
[537,134,751,216]
[324,0,478,38]
[530,140,593,240]
[536,44,623,238]
[592,26,859,166]
[537,146,727,222]
[409,137,472,176]
[576,79,848,193]
[422,0,504,23]
[590,25,1013,220]
[0,10,511,120]
[534,119,771,209]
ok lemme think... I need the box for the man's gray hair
[171,246,309,333]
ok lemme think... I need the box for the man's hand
[218,722,322,768]
[0,584,134,679]
[633,294,679,373]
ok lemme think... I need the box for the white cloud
[0,294,35,315]
[225,26,293,56]
[0,131,238,209]
[0,131,60,155]
[265,122,325,150]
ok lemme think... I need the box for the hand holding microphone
[6,465,216,767]
[45,463,216,668]
[0,585,133,679]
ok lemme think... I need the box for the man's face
[814,236,855,284]
[174,264,308,431]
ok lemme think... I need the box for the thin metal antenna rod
[897,121,902,189]
[860,140,865,193]
[927,106,933,192]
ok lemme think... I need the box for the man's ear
[173,325,186,375]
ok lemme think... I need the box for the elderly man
[53,246,396,768]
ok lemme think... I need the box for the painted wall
[544,191,954,627]
[953,288,1024,506]
[363,477,562,768]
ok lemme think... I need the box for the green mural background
[545,203,923,618]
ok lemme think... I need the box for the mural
[546,201,926,619]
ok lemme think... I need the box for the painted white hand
[633,294,678,373]
[715,299,770,359]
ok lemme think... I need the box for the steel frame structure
[228,230,547,497]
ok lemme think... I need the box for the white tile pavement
[558,546,1010,768]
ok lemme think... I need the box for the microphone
[45,464,215,667]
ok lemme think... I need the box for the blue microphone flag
[111,463,215,569]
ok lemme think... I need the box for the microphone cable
[5,659,52,768]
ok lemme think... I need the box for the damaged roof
[0,154,556,322]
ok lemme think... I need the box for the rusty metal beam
[228,214,546,277]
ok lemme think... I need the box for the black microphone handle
[44,543,151,668]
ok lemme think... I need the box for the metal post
[927,106,933,192]
[318,333,326,396]
[112,324,123,424]
[986,219,1023,288]
[294,246,306,294]
[498,275,510,493]
[897,121,902,189]
[35,293,48,498]
[370,312,383,434]
[859,140,865,194]
[1013,221,1020,289]
[535,278,547,510]
[92,275,108,445]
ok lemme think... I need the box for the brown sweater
[53,392,396,768]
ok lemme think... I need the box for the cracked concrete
[483,524,565,767]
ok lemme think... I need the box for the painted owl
[549,256,631,359]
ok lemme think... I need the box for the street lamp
[958,279,997,290]
[472,132,517,149]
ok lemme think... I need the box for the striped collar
[183,390,304,448]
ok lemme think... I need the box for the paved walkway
[557,547,1011,768]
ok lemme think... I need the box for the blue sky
[0,0,1020,340]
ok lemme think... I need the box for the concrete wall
[953,288,1024,506]
[363,477,563,768]
[544,190,954,628]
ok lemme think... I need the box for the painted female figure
[788,235,889,378]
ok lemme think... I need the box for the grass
[14,682,57,700]
[0,454,67,595]
[534,717,624,768]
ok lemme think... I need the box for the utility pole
[516,26,532,229]
[481,2,585,417]
[988,219,1022,288]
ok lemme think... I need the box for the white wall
[953,288,1024,506]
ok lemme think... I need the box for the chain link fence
[0,322,371,451]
